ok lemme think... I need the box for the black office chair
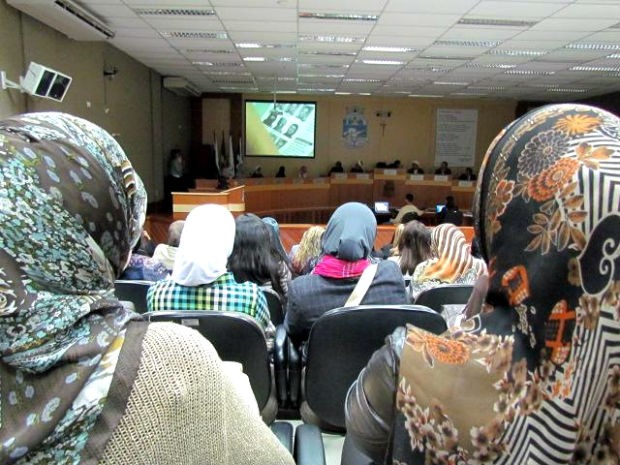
[114,279,153,313]
[262,288,285,325]
[144,310,283,424]
[295,304,447,432]
[413,284,474,313]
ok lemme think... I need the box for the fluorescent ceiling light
[186,49,234,54]
[299,34,365,43]
[161,31,227,39]
[236,43,261,48]
[506,70,555,75]
[297,88,336,92]
[275,90,297,94]
[565,43,620,51]
[192,61,213,66]
[358,92,371,95]
[363,46,416,53]
[335,92,351,95]
[300,74,346,78]
[433,81,469,85]
[458,18,537,27]
[299,12,378,21]
[204,71,251,76]
[548,88,587,93]
[359,59,405,65]
[408,94,442,98]
[301,51,357,57]
[134,7,215,16]
[488,49,546,57]
[344,78,381,82]
[466,63,515,69]
[570,65,620,72]
[607,53,620,58]
[469,86,505,91]
[243,57,266,62]
[434,39,501,48]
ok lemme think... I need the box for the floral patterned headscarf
[394,104,620,464]
[0,112,146,463]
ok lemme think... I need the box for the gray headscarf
[322,202,377,261]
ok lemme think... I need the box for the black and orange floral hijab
[393,104,620,464]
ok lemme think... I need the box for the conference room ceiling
[76,0,620,100]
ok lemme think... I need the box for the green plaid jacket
[146,272,270,329]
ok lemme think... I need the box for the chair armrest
[270,421,294,453]
[274,324,289,406]
[294,424,326,465]
[288,340,302,407]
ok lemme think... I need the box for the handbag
[344,263,378,307]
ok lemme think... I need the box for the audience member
[275,166,286,177]
[391,193,423,224]
[262,216,294,293]
[147,204,271,330]
[458,166,477,181]
[289,225,325,275]
[228,213,288,303]
[345,103,620,464]
[409,223,486,300]
[389,220,432,279]
[151,220,184,271]
[298,165,308,179]
[0,112,292,465]
[436,195,460,224]
[120,235,169,281]
[328,161,345,175]
[407,160,424,174]
[284,202,408,347]
[434,160,452,175]
[250,165,264,178]
[350,160,365,173]
[375,223,404,260]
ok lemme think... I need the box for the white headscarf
[172,204,235,286]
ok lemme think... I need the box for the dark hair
[405,193,414,202]
[227,214,285,297]
[446,195,457,209]
[398,220,432,275]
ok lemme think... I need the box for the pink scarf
[313,255,370,278]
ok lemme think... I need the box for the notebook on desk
[374,201,390,214]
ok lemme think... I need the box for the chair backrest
[304,305,447,430]
[442,209,463,226]
[145,310,272,412]
[114,279,153,313]
[413,284,474,313]
[262,288,284,325]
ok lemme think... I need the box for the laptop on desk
[373,201,390,214]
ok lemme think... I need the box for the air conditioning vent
[7,0,114,40]
[163,77,201,97]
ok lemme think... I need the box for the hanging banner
[435,108,478,167]
[342,106,368,148]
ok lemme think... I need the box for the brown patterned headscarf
[393,104,620,464]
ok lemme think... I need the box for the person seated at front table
[434,160,452,175]
[0,111,293,465]
[275,165,286,177]
[284,202,409,348]
[391,193,423,225]
[407,160,424,174]
[147,204,271,330]
[458,166,477,181]
[350,160,365,173]
[328,160,345,175]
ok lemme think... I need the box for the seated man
[151,219,184,271]
[391,193,423,224]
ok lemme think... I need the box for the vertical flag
[220,130,227,174]
[213,130,220,174]
[228,133,235,177]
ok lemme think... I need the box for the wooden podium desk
[172,185,245,220]
[329,173,374,207]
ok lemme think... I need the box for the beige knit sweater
[99,322,295,465]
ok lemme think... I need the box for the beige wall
[0,0,191,202]
[239,94,517,179]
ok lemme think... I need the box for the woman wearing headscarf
[0,112,293,465]
[147,204,271,330]
[284,202,409,347]
[345,103,620,464]
[409,222,486,300]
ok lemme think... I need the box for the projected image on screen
[245,100,316,158]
